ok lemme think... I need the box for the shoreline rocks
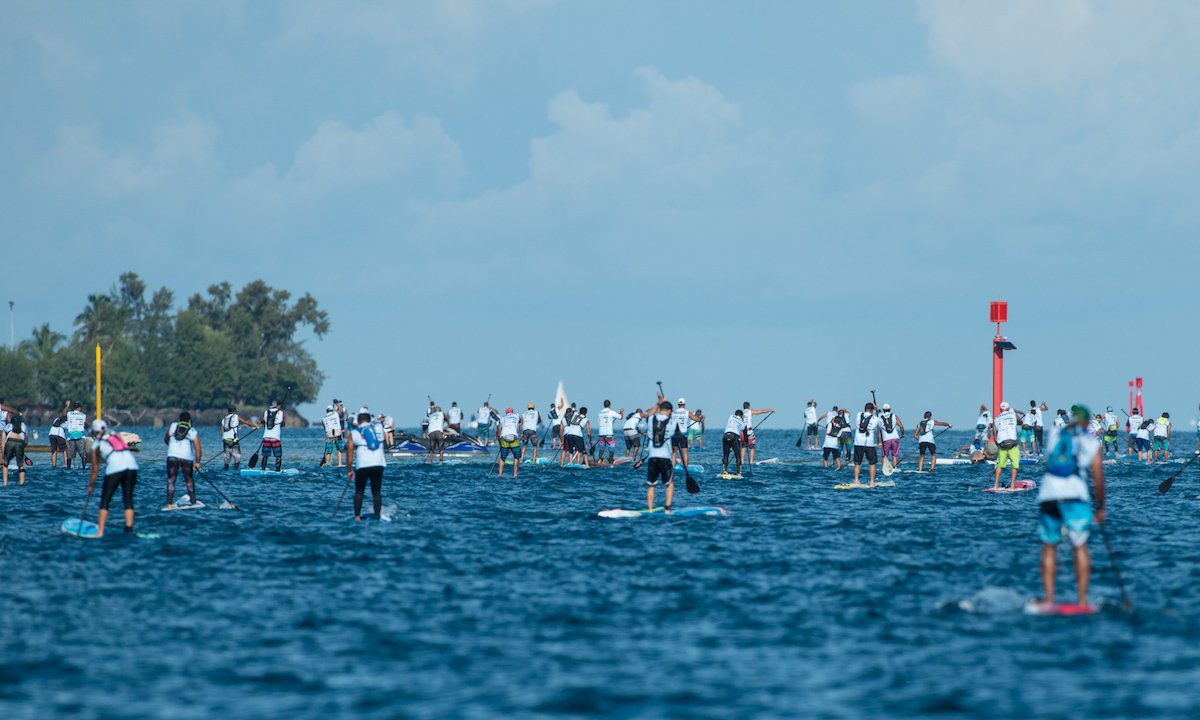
[13,406,309,428]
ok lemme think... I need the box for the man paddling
[1032,405,1105,611]
[260,400,286,472]
[2,412,29,486]
[992,401,1021,490]
[320,404,345,468]
[347,409,387,520]
[670,398,702,471]
[87,420,138,536]
[1101,406,1120,458]
[164,412,201,507]
[623,411,645,458]
[851,402,884,487]
[878,403,904,468]
[476,402,498,447]
[637,400,681,513]
[915,412,951,472]
[519,403,540,464]
[448,402,464,433]
[1152,412,1171,463]
[427,405,447,465]
[821,406,845,470]
[49,402,68,467]
[496,407,521,478]
[65,402,89,469]
[740,402,775,467]
[220,405,259,471]
[804,400,819,449]
[594,401,624,465]
[722,410,744,476]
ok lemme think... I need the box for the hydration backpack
[173,421,192,441]
[359,423,381,451]
[1140,418,1154,431]
[1044,431,1078,478]
[918,420,929,437]
[9,414,22,436]
[652,416,668,447]
[857,413,871,434]
[882,415,895,434]
[105,432,130,452]
[267,408,279,429]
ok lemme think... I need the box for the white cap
[90,419,107,433]
[678,398,686,404]
[326,405,334,412]
[357,406,370,417]
[1000,401,1010,410]
[882,403,891,411]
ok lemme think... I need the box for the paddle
[201,425,262,470]
[68,489,94,538]
[1156,452,1200,493]
[894,425,952,466]
[485,442,502,478]
[331,474,353,519]
[642,383,699,494]
[194,468,241,510]
[1097,521,1134,612]
[249,385,292,468]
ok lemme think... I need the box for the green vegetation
[0,273,329,409]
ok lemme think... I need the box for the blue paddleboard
[598,506,727,518]
[239,468,301,477]
[61,518,101,538]
[674,464,704,473]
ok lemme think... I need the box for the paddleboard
[563,463,590,469]
[1023,601,1097,616]
[136,532,160,539]
[61,518,101,538]
[754,458,778,465]
[983,480,1037,493]
[673,464,704,473]
[239,468,301,477]
[988,458,1041,465]
[521,458,552,464]
[718,472,743,479]
[161,501,206,511]
[598,506,727,518]
[834,481,896,489]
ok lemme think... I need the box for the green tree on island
[0,273,329,410]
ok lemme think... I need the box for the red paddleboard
[1023,601,1097,616]
[983,480,1037,493]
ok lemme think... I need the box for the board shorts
[598,435,615,448]
[881,438,900,458]
[646,457,673,487]
[624,431,641,450]
[741,431,756,448]
[66,437,87,460]
[1038,500,1092,548]
[521,429,537,444]
[853,445,878,466]
[261,438,283,457]
[995,446,1020,470]
[687,426,702,442]
[671,435,689,450]
[806,424,818,437]
[565,435,586,453]
[477,423,490,439]
[1034,427,1044,444]
[50,435,67,451]
[499,436,520,459]
[325,437,345,455]
[222,440,242,464]
[1136,437,1152,452]
[1020,428,1034,442]
[919,442,936,456]
[823,447,840,460]
[428,431,445,451]
[1153,438,1168,451]
[1103,432,1118,442]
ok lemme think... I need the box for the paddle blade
[686,474,700,494]
[1158,475,1176,494]
[248,452,259,467]
[795,437,803,447]
[883,457,894,476]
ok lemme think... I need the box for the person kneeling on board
[722,410,744,476]
[88,420,138,536]
[852,403,884,487]
[347,409,387,520]
[635,401,681,513]
[164,412,202,507]
[496,408,522,478]
[1032,405,1106,610]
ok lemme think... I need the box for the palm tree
[20,322,65,365]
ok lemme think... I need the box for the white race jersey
[917,418,940,444]
[322,411,342,438]
[427,412,445,434]
[853,412,881,447]
[804,406,817,426]
[878,412,900,441]
[1154,417,1171,438]
[66,411,88,440]
[478,407,493,425]
[221,413,241,441]
[597,408,620,436]
[350,422,387,469]
[646,415,680,460]
[672,408,690,434]
[448,407,463,424]
[623,416,642,434]
[995,410,1018,444]
[500,413,520,439]
[522,409,539,430]
[263,408,284,440]
[725,415,744,435]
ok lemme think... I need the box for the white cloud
[36,118,218,196]
[234,111,465,202]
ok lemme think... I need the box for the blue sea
[2,427,1197,718]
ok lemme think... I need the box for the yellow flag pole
[95,343,102,420]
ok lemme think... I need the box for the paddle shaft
[895,425,952,465]
[1156,452,1200,493]
[73,490,93,537]
[1097,522,1134,611]
[331,473,353,519]
[201,425,262,470]
[194,468,241,510]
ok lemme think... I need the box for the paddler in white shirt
[722,410,745,476]
[496,408,521,478]
[594,401,624,465]
[519,403,541,464]
[448,402,464,433]
[426,406,448,465]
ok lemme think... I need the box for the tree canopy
[0,273,328,410]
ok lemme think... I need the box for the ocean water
[2,427,1199,718]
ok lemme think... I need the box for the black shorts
[823,447,840,460]
[3,441,26,466]
[566,435,586,453]
[806,424,818,436]
[50,435,67,451]
[853,446,878,466]
[100,469,137,512]
[1034,427,1044,443]
[919,442,936,456]
[671,435,689,450]
[646,457,674,486]
[625,432,641,450]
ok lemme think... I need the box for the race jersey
[623,416,643,434]
[1032,408,1044,427]
[263,408,285,441]
[823,416,840,449]
[1022,411,1035,429]
[743,409,755,436]
[322,411,342,438]
[549,408,561,427]
[478,407,494,425]
[995,410,1018,444]
[1103,413,1119,432]
[804,406,817,426]
[66,410,87,440]
[49,417,67,439]
[522,409,539,431]
[1038,425,1100,503]
[96,433,139,475]
[976,411,992,429]
[1133,415,1152,440]
[427,411,445,434]
[5,422,26,443]
[725,415,745,435]
[646,415,681,460]
[448,407,463,424]
[1154,417,1171,438]
[221,413,241,442]
[672,408,690,435]
[1087,419,1103,437]
[597,408,621,436]
[166,422,198,461]
[878,412,900,441]
[917,419,940,444]
[499,413,520,440]
[350,422,387,469]
[853,412,881,447]
[1053,414,1066,429]
[563,415,583,437]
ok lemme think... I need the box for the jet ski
[388,431,489,458]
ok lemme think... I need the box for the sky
[3,0,1199,428]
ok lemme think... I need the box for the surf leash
[1156,452,1200,493]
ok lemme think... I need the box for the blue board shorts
[1153,438,1168,451]
[1038,500,1092,548]
[1137,438,1152,452]
[1020,428,1034,442]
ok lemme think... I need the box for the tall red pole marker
[990,301,1016,438]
